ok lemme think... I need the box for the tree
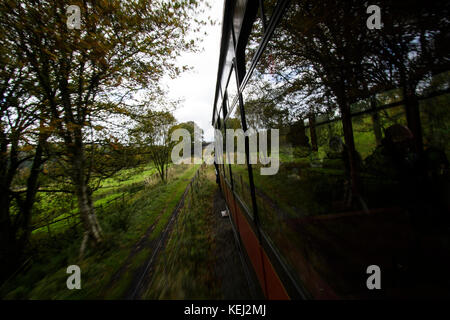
[248,1,375,197]
[287,120,310,148]
[130,111,176,183]
[371,0,450,152]
[248,0,449,200]
[0,29,51,281]
[242,95,289,130]
[2,0,207,253]
[170,121,204,163]
[225,118,242,130]
[171,121,204,156]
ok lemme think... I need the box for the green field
[1,163,200,299]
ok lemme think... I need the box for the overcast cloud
[163,2,224,142]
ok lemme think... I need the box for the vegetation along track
[112,164,204,299]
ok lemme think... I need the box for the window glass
[225,116,254,217]
[240,1,450,299]
[245,14,264,73]
[227,68,239,112]
[262,0,278,24]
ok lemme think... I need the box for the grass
[143,165,221,299]
[1,163,199,299]
[31,164,158,235]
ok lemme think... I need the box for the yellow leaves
[20,145,34,152]
[41,48,58,61]
[39,125,55,135]
[65,122,82,131]
[109,142,120,151]
[109,105,129,115]
[93,125,105,131]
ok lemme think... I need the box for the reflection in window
[239,1,450,299]
[224,117,254,216]
[227,68,239,112]
[245,14,263,72]
[262,0,278,27]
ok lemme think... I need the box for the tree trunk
[16,132,46,256]
[0,128,46,283]
[308,107,318,152]
[0,131,15,279]
[370,96,383,146]
[337,91,362,199]
[399,66,423,153]
[78,184,102,242]
[72,146,102,257]
[0,185,14,283]
[403,87,423,153]
[76,181,102,257]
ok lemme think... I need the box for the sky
[163,2,224,142]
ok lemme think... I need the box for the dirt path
[122,193,186,299]
[105,166,262,300]
[102,208,166,296]
[101,174,193,299]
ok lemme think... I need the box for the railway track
[122,166,203,299]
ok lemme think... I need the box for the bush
[101,202,132,233]
[293,146,311,158]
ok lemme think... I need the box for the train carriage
[212,0,450,299]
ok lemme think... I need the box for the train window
[245,14,263,73]
[226,67,239,112]
[225,116,255,218]
[215,119,223,174]
[419,71,450,160]
[244,1,279,81]
[238,1,450,299]
[261,0,278,25]
[243,43,318,295]
[219,118,231,185]
[213,105,220,126]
